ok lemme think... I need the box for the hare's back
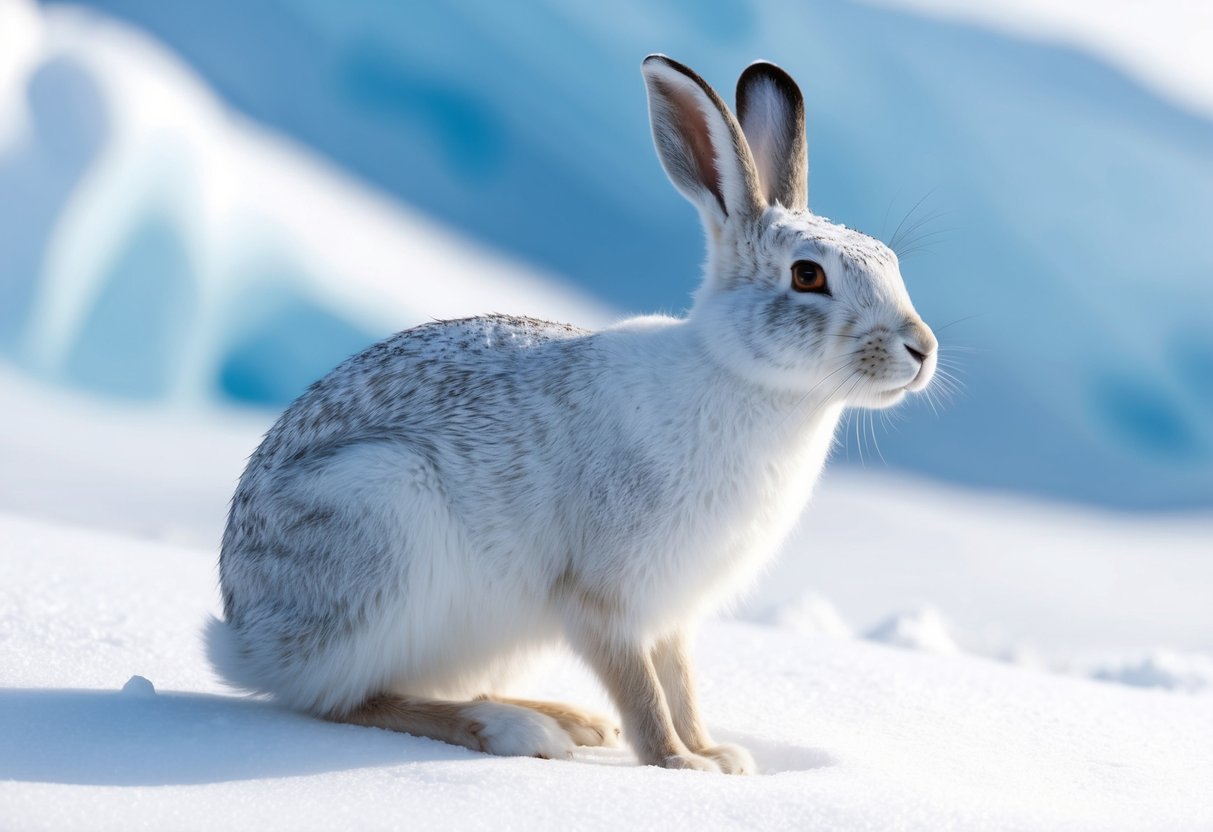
[248,315,592,471]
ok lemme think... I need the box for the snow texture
[1,511,1211,831]
[1087,651,1213,696]
[864,607,961,656]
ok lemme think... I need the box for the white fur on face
[691,205,935,407]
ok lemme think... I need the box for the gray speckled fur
[208,56,937,771]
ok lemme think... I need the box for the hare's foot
[698,743,755,775]
[661,752,721,772]
[464,700,576,758]
[335,695,575,759]
[491,697,621,747]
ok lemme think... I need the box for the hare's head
[643,55,935,408]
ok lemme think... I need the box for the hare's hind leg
[489,697,620,747]
[332,694,576,759]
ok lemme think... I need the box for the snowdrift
[2,511,1211,831]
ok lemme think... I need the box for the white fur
[739,75,798,207]
[208,56,937,767]
[703,743,756,775]
[463,701,576,759]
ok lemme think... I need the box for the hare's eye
[791,260,829,295]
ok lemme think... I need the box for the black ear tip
[737,60,803,107]
[642,53,698,80]
[643,54,684,74]
[740,59,787,77]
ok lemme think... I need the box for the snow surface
[2,509,1211,831]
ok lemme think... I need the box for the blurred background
[1,0,1211,512]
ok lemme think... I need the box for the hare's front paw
[700,743,755,775]
[660,753,721,773]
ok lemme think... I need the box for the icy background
[2,0,1212,508]
[2,2,1212,828]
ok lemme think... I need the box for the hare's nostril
[905,344,927,364]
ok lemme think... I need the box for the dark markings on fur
[551,565,620,618]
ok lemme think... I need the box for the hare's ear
[642,54,764,228]
[736,61,807,211]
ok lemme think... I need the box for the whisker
[779,365,859,432]
[932,377,960,394]
[933,313,990,334]
[896,240,950,262]
[933,365,966,383]
[895,211,960,247]
[888,189,936,253]
[868,409,887,465]
[854,407,864,466]
[923,386,942,416]
[879,408,902,435]
[880,193,898,241]
[895,245,936,262]
[926,374,962,404]
[895,228,953,260]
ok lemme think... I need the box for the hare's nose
[902,321,937,361]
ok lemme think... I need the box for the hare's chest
[625,419,838,626]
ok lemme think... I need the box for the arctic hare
[208,55,937,774]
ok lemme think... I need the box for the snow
[757,473,1213,665]
[864,607,962,656]
[1087,651,1213,696]
[2,511,1213,829]
[118,675,156,698]
[2,509,1211,830]
[1,369,1212,829]
[752,592,853,639]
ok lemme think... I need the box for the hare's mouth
[877,387,908,406]
[903,355,936,392]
